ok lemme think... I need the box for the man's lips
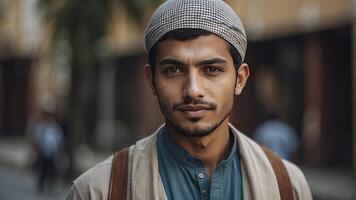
[178,105,212,111]
[177,105,214,118]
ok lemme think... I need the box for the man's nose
[182,71,205,101]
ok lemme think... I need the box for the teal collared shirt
[157,128,243,200]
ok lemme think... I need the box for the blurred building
[0,0,66,135]
[0,0,39,136]
[228,0,352,168]
[0,0,352,171]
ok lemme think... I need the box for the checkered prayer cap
[144,0,247,61]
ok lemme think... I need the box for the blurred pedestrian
[254,111,299,161]
[27,105,64,193]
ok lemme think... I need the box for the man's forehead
[156,35,233,65]
[144,0,247,61]
[158,34,230,53]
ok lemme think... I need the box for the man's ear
[144,64,157,96]
[235,63,250,95]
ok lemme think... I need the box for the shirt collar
[158,126,238,168]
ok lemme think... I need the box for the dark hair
[148,29,242,73]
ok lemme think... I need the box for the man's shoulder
[283,160,313,200]
[231,125,312,199]
[66,155,114,199]
[65,131,159,200]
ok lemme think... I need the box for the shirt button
[202,189,207,196]
[198,173,204,179]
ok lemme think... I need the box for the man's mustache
[173,99,217,111]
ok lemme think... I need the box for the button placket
[196,170,209,200]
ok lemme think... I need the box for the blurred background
[0,0,354,199]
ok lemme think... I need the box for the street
[0,165,68,200]
[0,138,353,200]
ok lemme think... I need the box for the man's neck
[166,118,232,178]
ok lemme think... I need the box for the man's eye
[204,66,221,73]
[165,66,182,74]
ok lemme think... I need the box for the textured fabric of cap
[144,0,247,61]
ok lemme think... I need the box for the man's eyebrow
[158,58,186,66]
[195,58,228,66]
[158,57,228,67]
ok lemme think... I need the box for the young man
[66,0,312,199]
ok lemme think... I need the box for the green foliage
[37,0,162,69]
[124,0,163,25]
[38,0,163,40]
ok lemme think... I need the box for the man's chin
[165,109,231,138]
[170,123,218,138]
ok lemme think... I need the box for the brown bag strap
[108,148,129,200]
[260,146,294,200]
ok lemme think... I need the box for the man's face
[146,34,249,137]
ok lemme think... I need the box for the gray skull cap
[144,0,247,61]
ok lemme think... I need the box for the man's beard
[165,111,231,137]
[157,97,232,138]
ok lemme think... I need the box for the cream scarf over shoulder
[127,124,312,200]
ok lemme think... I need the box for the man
[254,110,300,161]
[66,0,312,199]
[27,106,64,193]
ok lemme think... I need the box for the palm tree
[37,0,162,178]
